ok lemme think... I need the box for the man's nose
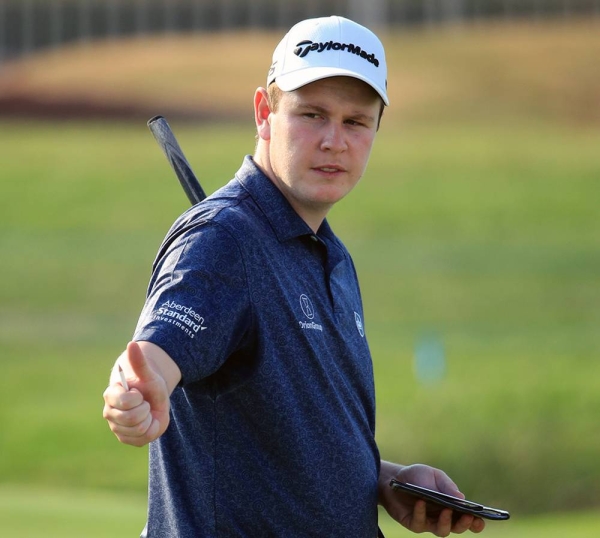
[320,122,348,152]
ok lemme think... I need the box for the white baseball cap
[267,16,389,106]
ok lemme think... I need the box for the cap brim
[275,67,389,106]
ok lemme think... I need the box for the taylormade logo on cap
[293,39,381,68]
[267,16,389,106]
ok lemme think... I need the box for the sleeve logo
[153,300,207,339]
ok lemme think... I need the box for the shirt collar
[235,155,333,243]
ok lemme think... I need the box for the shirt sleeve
[133,221,252,385]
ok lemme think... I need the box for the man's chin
[309,187,352,207]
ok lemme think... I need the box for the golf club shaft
[147,115,206,205]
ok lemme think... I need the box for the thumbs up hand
[103,341,180,447]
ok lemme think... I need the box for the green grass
[355,119,600,514]
[0,485,146,537]
[1,484,599,537]
[1,114,599,531]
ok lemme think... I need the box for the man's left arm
[378,460,486,536]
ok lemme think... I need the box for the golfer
[103,15,485,538]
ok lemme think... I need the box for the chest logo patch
[354,311,365,337]
[300,294,315,319]
[298,294,323,332]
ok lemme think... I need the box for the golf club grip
[147,115,206,205]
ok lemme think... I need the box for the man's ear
[254,87,272,141]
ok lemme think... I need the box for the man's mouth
[315,165,345,173]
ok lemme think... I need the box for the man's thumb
[127,341,156,382]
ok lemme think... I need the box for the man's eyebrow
[296,103,328,114]
[297,103,376,123]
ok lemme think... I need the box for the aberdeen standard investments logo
[154,300,207,339]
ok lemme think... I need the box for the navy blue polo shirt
[134,156,380,537]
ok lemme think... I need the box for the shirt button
[310,235,318,242]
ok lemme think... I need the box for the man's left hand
[378,461,486,537]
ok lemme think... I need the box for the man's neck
[252,154,328,234]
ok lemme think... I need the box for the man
[103,16,485,537]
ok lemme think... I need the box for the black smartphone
[389,480,510,521]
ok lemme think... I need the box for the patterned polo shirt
[135,156,380,537]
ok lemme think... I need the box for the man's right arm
[102,341,182,447]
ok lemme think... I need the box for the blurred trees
[1,0,599,61]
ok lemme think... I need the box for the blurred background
[1,1,599,536]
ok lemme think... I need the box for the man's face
[263,76,381,228]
